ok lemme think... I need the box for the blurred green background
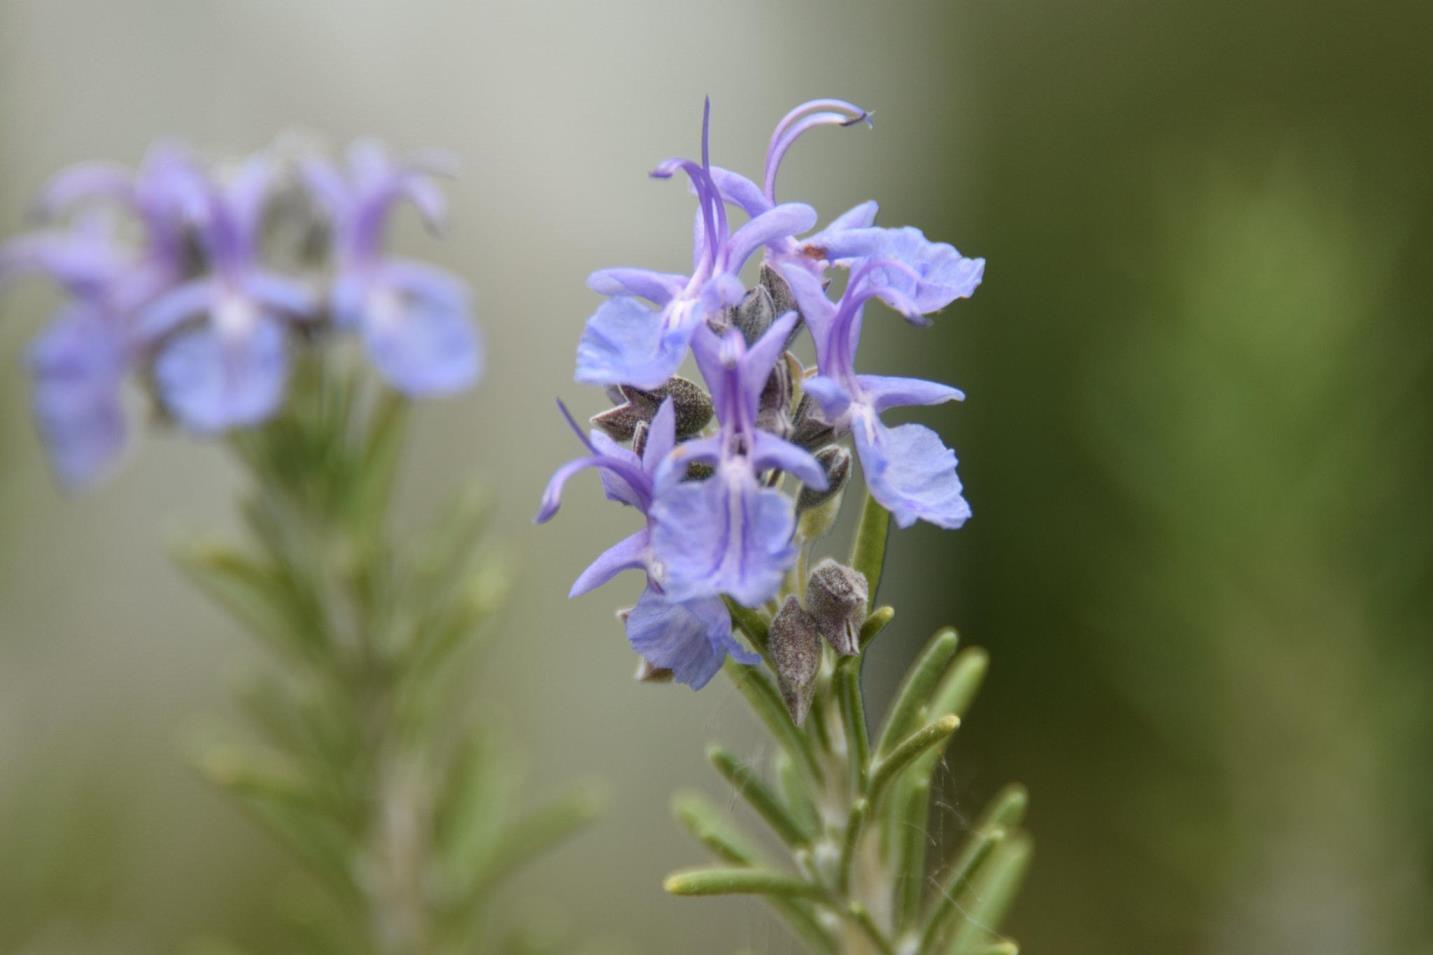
[2,0,1431,952]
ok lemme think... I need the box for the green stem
[849,494,891,601]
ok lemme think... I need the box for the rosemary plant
[1,139,595,953]
[183,356,598,954]
[539,98,1030,953]
[667,496,1029,955]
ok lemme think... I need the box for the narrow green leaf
[673,791,764,865]
[462,786,605,903]
[197,745,339,817]
[849,494,892,601]
[776,752,821,837]
[870,716,961,810]
[176,543,325,663]
[876,628,961,757]
[919,787,1028,954]
[885,648,993,868]
[859,605,896,649]
[929,648,988,726]
[233,793,360,904]
[981,784,1030,832]
[672,792,838,954]
[837,796,870,890]
[893,775,931,930]
[432,732,515,887]
[350,389,409,524]
[917,826,1007,953]
[834,657,870,792]
[709,745,814,847]
[664,867,823,900]
[846,901,899,955]
[943,834,1032,955]
[723,660,822,782]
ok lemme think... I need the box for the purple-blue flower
[139,155,317,432]
[303,140,481,396]
[3,138,481,490]
[575,99,817,390]
[25,304,129,488]
[0,146,204,485]
[706,98,878,280]
[706,99,985,311]
[31,143,203,310]
[818,226,986,316]
[649,311,828,605]
[624,586,755,690]
[781,261,972,529]
[536,398,757,689]
[543,95,988,692]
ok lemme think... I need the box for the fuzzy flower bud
[797,446,851,513]
[805,559,868,656]
[591,376,713,443]
[733,284,776,344]
[769,596,822,724]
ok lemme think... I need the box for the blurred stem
[232,364,431,955]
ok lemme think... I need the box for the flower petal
[857,374,965,413]
[591,430,647,508]
[34,161,134,218]
[570,529,650,597]
[777,263,838,365]
[625,587,753,690]
[26,310,128,488]
[709,166,771,217]
[154,313,288,433]
[587,268,687,307]
[651,467,797,606]
[642,398,678,473]
[724,202,818,273]
[820,226,984,313]
[137,278,216,341]
[245,270,319,318]
[361,263,481,395]
[575,296,688,390]
[751,431,827,490]
[739,310,800,416]
[851,413,971,530]
[802,375,853,421]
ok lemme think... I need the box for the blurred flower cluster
[540,99,984,691]
[0,139,481,488]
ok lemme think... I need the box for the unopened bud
[791,394,835,450]
[769,596,822,725]
[806,559,868,656]
[760,264,797,321]
[756,352,795,437]
[591,377,713,442]
[664,376,715,437]
[734,285,776,344]
[797,446,851,512]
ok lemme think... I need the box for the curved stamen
[556,398,654,507]
[558,397,600,454]
[763,99,871,201]
[827,258,923,380]
[652,157,723,283]
[699,98,729,258]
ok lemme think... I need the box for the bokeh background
[2,1,1431,952]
